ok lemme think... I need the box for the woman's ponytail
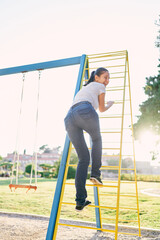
[84,71,95,86]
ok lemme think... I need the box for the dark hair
[84,67,108,86]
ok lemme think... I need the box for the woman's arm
[98,93,114,112]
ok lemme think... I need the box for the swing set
[9,71,42,192]
[0,52,141,240]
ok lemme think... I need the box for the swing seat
[9,184,37,193]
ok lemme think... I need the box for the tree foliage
[134,69,160,139]
[53,150,78,178]
[25,164,35,175]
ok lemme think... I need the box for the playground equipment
[8,71,42,192]
[0,51,141,239]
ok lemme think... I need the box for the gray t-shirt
[72,82,106,110]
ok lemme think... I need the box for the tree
[25,164,35,175]
[38,163,55,178]
[39,144,48,152]
[133,72,160,138]
[134,15,160,139]
[53,150,78,178]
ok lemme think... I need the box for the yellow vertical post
[127,55,141,237]
[115,51,128,240]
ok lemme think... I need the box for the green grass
[0,178,160,229]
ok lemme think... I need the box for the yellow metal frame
[53,50,141,240]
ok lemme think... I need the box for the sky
[0,0,160,158]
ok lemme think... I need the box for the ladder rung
[101,128,131,131]
[65,182,118,188]
[106,88,124,91]
[110,71,125,75]
[102,148,120,150]
[58,223,115,233]
[100,115,122,118]
[101,131,121,134]
[119,194,136,197]
[85,65,125,70]
[110,76,125,79]
[101,217,138,223]
[67,164,119,170]
[101,166,119,169]
[102,154,120,157]
[121,168,135,171]
[88,50,126,58]
[119,206,138,211]
[100,114,131,119]
[118,219,138,223]
[121,181,136,183]
[67,164,135,172]
[86,56,126,64]
[62,202,138,212]
[102,141,132,144]
[99,194,136,198]
[72,147,120,151]
[122,154,134,157]
[62,202,117,210]
[118,231,139,236]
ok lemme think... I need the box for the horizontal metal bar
[118,219,138,223]
[62,201,117,210]
[58,223,115,233]
[110,71,125,75]
[67,165,135,172]
[0,56,82,76]
[101,217,116,221]
[113,100,130,104]
[121,168,135,171]
[65,182,118,188]
[85,65,125,70]
[119,206,137,210]
[102,148,120,150]
[87,56,126,64]
[106,88,124,91]
[101,217,138,223]
[88,50,127,58]
[100,115,122,118]
[72,147,120,150]
[99,193,136,198]
[101,166,119,169]
[119,194,136,197]
[118,231,139,236]
[101,128,131,131]
[110,76,126,79]
[101,131,121,134]
[100,114,130,118]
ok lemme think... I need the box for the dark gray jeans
[64,101,102,205]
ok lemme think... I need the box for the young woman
[64,67,114,211]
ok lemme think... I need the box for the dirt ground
[0,212,160,240]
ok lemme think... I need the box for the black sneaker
[75,200,91,211]
[90,176,103,185]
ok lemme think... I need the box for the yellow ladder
[48,50,141,240]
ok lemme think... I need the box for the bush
[25,164,35,175]
[121,173,160,182]
[67,166,76,179]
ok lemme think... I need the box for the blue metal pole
[85,59,101,230]
[0,56,81,76]
[46,54,87,240]
[94,187,102,229]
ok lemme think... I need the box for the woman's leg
[77,107,102,178]
[64,111,90,205]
